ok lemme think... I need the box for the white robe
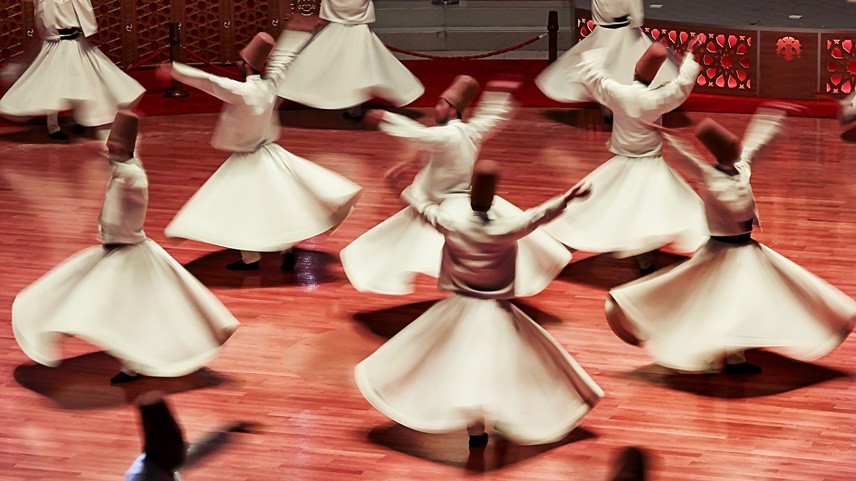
[275,0,423,109]
[12,158,240,376]
[0,0,144,126]
[544,53,708,257]
[536,0,678,103]
[606,110,856,372]
[164,43,362,253]
[341,91,572,296]
[355,193,604,445]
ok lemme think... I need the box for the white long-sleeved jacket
[377,91,515,203]
[99,157,148,245]
[580,51,700,158]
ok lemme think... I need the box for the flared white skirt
[355,295,603,445]
[536,27,679,103]
[543,154,708,257]
[340,195,573,296]
[277,22,424,109]
[0,38,145,126]
[606,239,856,372]
[12,240,240,377]
[165,143,362,252]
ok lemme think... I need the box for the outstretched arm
[375,112,459,151]
[167,62,254,104]
[631,53,700,118]
[629,0,645,28]
[576,50,627,111]
[740,103,794,162]
[495,181,593,239]
[73,0,99,38]
[265,27,317,87]
[465,82,519,141]
[401,188,455,235]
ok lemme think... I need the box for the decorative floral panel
[822,35,856,95]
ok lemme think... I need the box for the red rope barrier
[385,33,547,60]
[182,47,243,78]
[123,46,169,72]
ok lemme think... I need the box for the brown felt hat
[440,75,480,113]
[695,118,742,165]
[240,32,276,72]
[635,43,669,85]
[470,160,500,212]
[106,110,139,154]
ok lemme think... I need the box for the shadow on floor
[183,247,341,289]
[622,350,850,398]
[559,251,687,291]
[352,298,564,340]
[367,422,597,472]
[14,352,230,410]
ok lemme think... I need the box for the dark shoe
[71,124,86,135]
[226,260,259,271]
[49,131,70,141]
[639,265,656,276]
[281,251,296,271]
[725,362,762,375]
[343,107,364,121]
[110,371,141,384]
[468,433,489,448]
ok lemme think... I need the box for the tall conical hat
[440,75,480,113]
[136,392,187,473]
[635,43,668,84]
[106,110,139,154]
[240,32,276,72]
[695,118,741,165]
[470,160,500,211]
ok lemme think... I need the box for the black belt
[103,243,129,250]
[710,232,753,244]
[58,27,82,40]
[597,15,630,29]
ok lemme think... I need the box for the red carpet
[0,60,839,126]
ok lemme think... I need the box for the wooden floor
[0,107,854,481]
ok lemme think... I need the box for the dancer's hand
[363,110,385,130]
[485,80,522,94]
[564,180,592,202]
[685,36,703,55]
[155,63,174,85]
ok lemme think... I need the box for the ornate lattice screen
[0,0,321,66]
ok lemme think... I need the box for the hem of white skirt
[279,84,425,110]
[339,249,418,296]
[165,203,357,252]
[354,362,596,445]
[513,249,573,297]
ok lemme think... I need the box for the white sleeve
[661,132,708,180]
[629,0,645,28]
[379,112,459,151]
[73,0,99,37]
[578,51,633,112]
[465,91,516,143]
[629,55,700,118]
[740,107,787,163]
[265,30,315,87]
[171,62,256,105]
